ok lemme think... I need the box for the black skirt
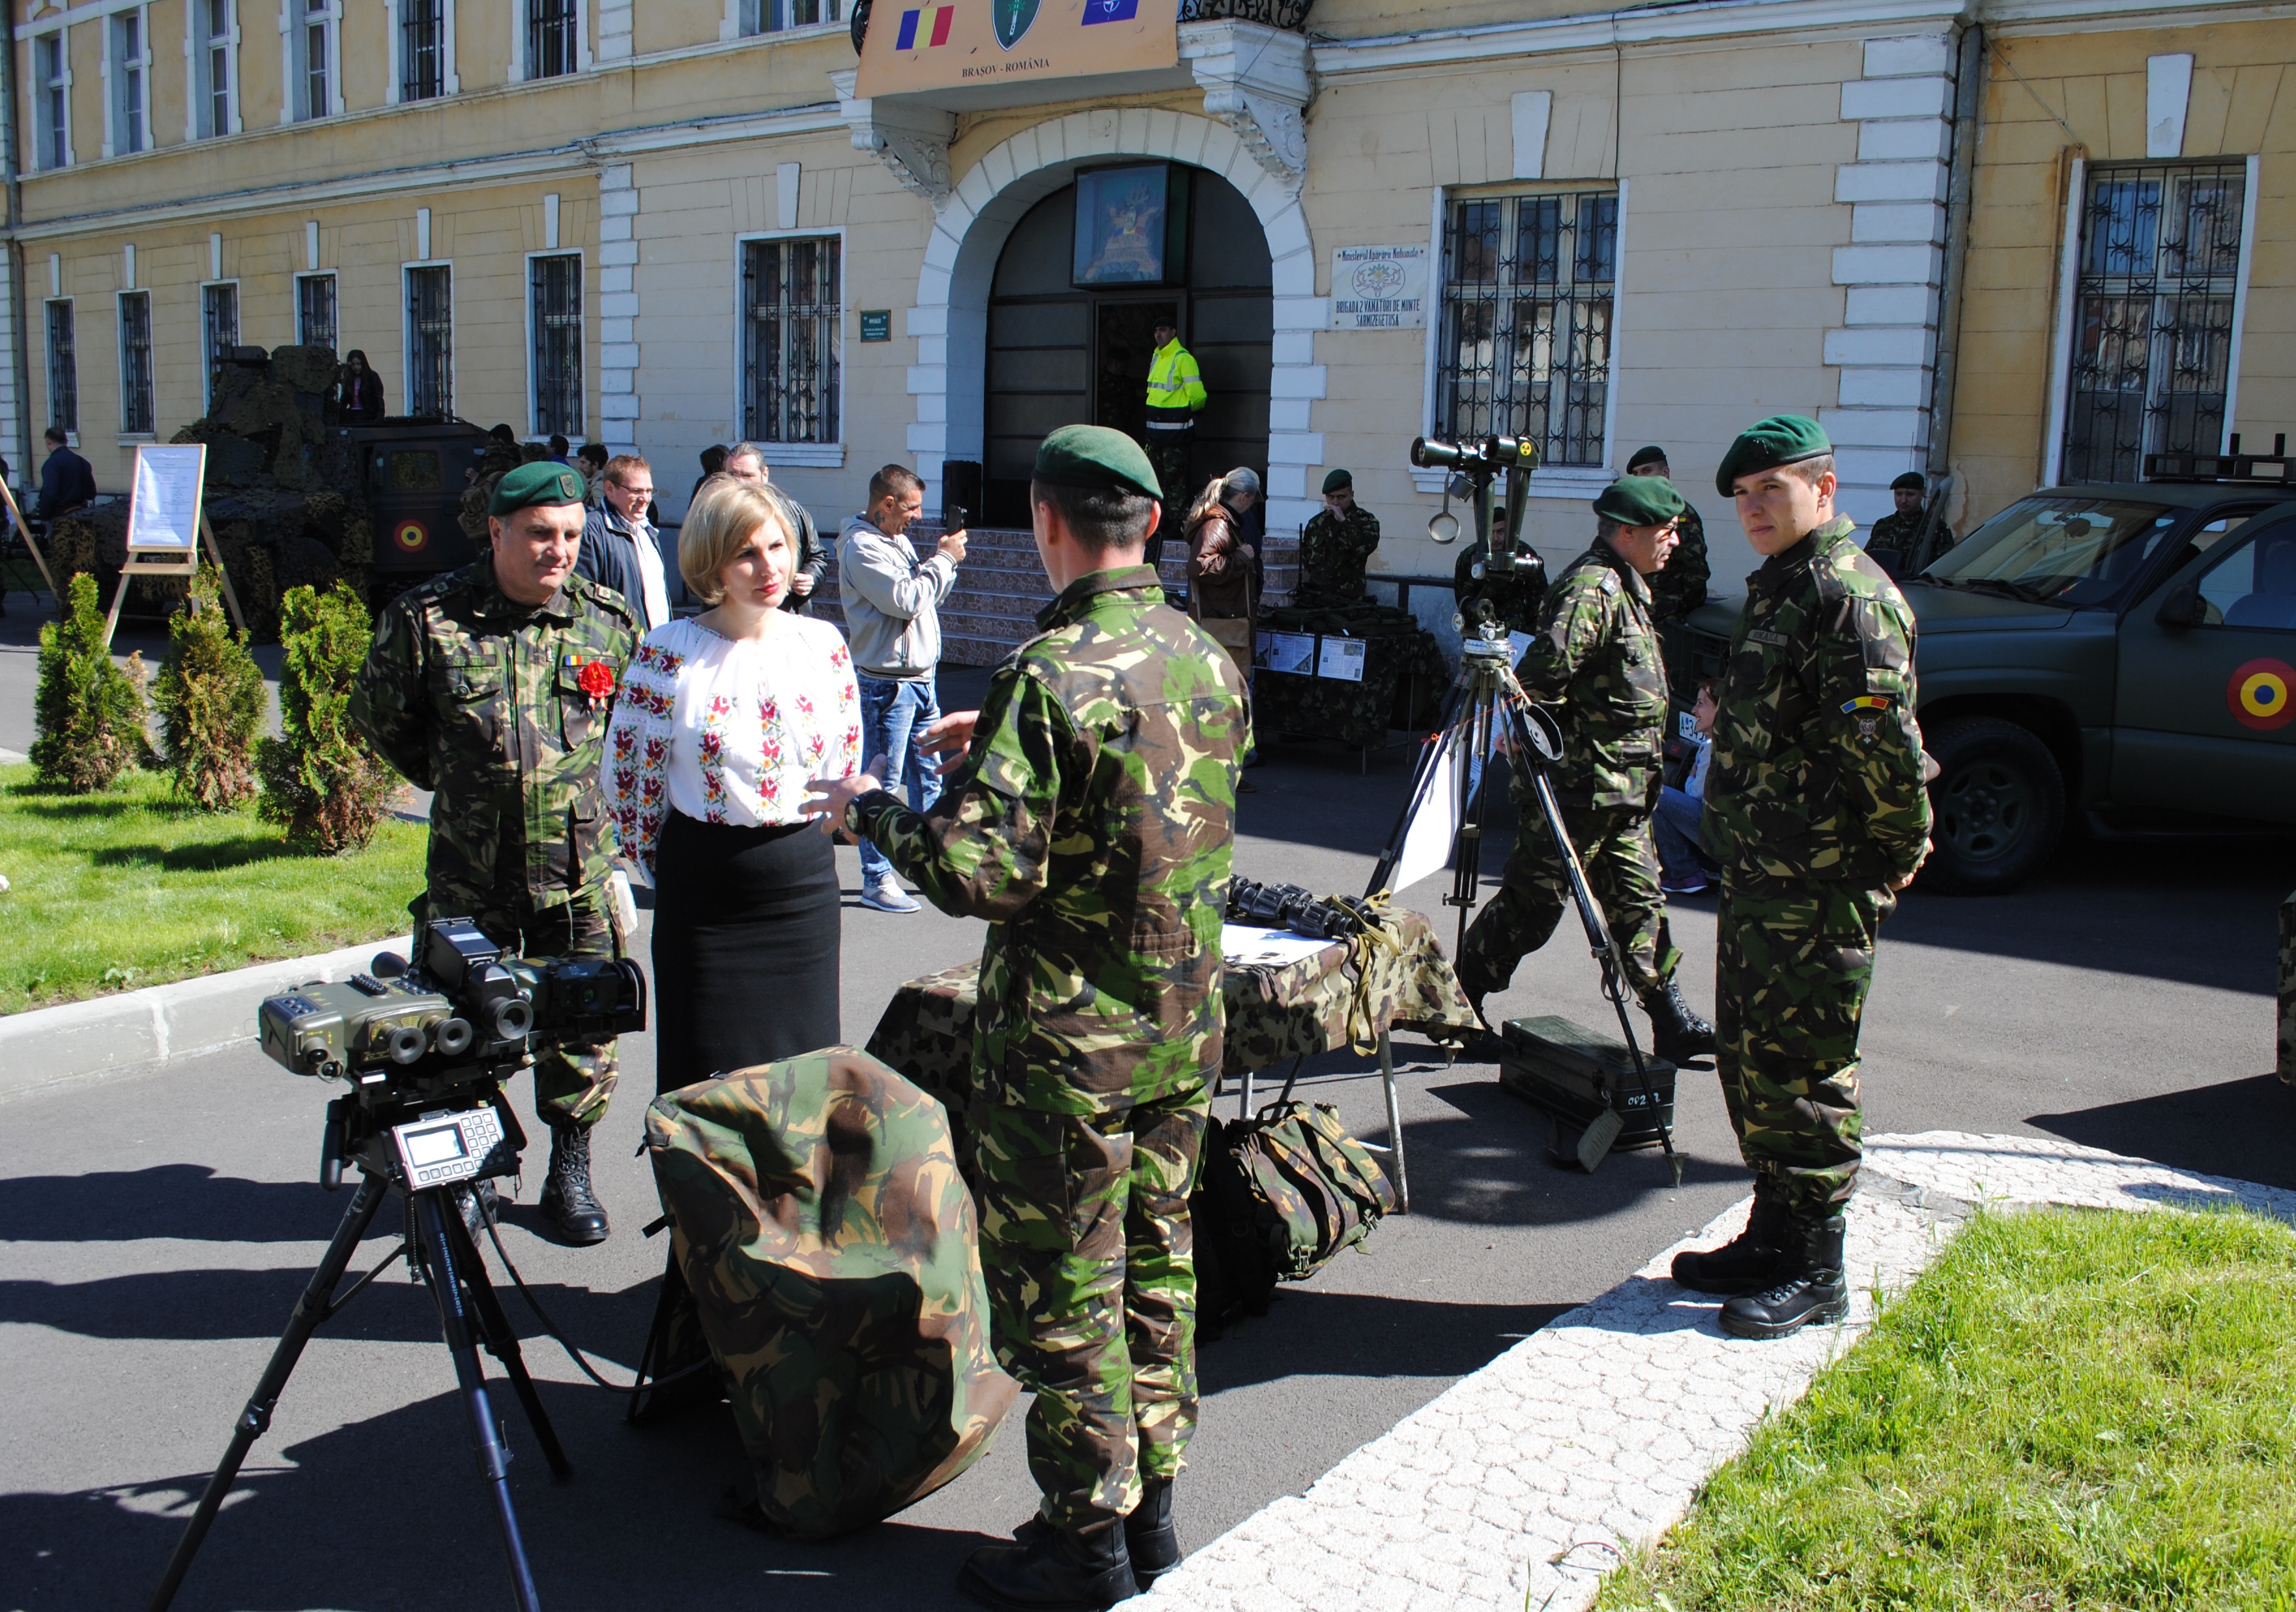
[650,811,841,1095]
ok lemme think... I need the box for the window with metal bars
[528,0,577,79]
[203,284,240,409]
[406,266,453,420]
[198,0,233,137]
[1435,189,1617,467]
[298,274,337,353]
[46,301,78,436]
[119,292,155,435]
[741,238,841,444]
[402,0,446,100]
[38,35,66,169]
[530,254,584,439]
[112,10,148,155]
[2061,160,2248,485]
[740,0,839,33]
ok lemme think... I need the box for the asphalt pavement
[5,645,2293,1612]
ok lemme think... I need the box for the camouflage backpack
[643,1049,1018,1539]
[1193,1099,1398,1329]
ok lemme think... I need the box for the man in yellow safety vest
[1141,318,1207,567]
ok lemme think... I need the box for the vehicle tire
[1919,716,2066,896]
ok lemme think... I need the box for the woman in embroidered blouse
[603,478,861,1092]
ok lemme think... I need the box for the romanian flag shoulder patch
[1841,695,1892,713]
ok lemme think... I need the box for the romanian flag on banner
[1082,0,1141,20]
[893,5,956,48]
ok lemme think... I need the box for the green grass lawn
[0,762,425,1014]
[1599,1205,2296,1612]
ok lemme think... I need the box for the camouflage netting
[645,1050,1018,1540]
[48,344,369,639]
[457,438,550,546]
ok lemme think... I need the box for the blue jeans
[857,672,944,883]
[1652,785,1717,885]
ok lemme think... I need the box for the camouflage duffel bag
[1193,1100,1399,1329]
[644,1048,1020,1539]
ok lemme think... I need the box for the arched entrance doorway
[979,166,1272,528]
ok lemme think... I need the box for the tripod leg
[444,1198,573,1480]
[149,1175,388,1612]
[1377,1029,1411,1214]
[412,1190,545,1612]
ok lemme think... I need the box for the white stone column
[596,2,633,63]
[597,164,642,452]
[1824,34,1956,531]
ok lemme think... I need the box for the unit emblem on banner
[995,0,1039,49]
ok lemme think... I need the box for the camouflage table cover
[865,906,1480,1131]
[645,1049,1018,1539]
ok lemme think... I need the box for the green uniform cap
[1033,424,1161,500]
[1625,445,1670,472]
[1593,476,1688,528]
[1715,415,1831,496]
[490,460,589,515]
[1890,470,1927,492]
[1321,468,1353,495]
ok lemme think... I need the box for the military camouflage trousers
[973,1087,1210,1531]
[1713,872,1896,1214]
[415,884,622,1131]
[1456,788,1679,1006]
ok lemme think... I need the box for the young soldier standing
[1674,416,1932,1340]
[807,425,1246,1611]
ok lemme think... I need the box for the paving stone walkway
[1132,1130,2293,1612]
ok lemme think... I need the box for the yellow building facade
[5,0,2284,624]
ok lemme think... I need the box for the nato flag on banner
[1082,0,1140,21]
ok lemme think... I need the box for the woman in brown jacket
[1184,469,1262,786]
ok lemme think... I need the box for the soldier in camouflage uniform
[1454,476,1717,1064]
[1672,416,1932,1342]
[1624,446,1713,625]
[352,461,638,1246]
[807,425,1246,1612]
[1451,506,1549,635]
[1296,468,1382,607]
[1865,470,1957,571]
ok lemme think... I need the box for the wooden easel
[98,443,245,650]
[0,477,61,611]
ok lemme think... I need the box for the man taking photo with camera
[351,461,639,1247]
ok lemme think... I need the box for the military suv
[1687,475,2296,893]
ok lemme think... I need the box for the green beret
[1321,468,1353,495]
[1033,424,1161,500]
[1625,444,1669,472]
[1891,470,1928,492]
[1594,476,1688,528]
[489,460,588,516]
[1715,415,1831,497]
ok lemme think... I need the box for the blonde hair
[680,478,792,604]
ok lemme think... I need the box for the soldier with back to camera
[1673,416,1931,1341]
[807,425,1246,1612]
[351,461,639,1247]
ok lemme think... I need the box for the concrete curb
[0,936,404,1104]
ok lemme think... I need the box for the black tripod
[149,1123,571,1612]
[1368,624,1684,1185]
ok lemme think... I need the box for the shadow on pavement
[2029,1072,2296,1191]
[0,1165,352,1244]
[1201,1289,1576,1388]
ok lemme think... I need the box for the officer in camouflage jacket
[808,425,1246,1611]
[1623,446,1713,625]
[1454,475,1717,1064]
[1672,416,1932,1344]
[1296,468,1382,607]
[351,460,638,1246]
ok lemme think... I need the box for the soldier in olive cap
[1456,474,1717,1063]
[1297,468,1383,607]
[351,460,639,1246]
[1674,416,1931,1342]
[806,424,1246,1611]
[1865,470,1956,571]
[1624,446,1712,624]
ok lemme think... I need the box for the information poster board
[856,0,1178,99]
[1259,631,1315,674]
[128,444,207,553]
[1330,245,1431,332]
[1317,637,1368,684]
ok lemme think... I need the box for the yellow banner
[855,0,1179,99]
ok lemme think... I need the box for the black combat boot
[1125,1476,1180,1590]
[1642,976,1717,1063]
[1720,1209,1849,1340]
[1671,1176,1788,1295]
[539,1122,610,1245]
[958,1514,1138,1611]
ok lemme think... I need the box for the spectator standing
[1141,317,1207,565]
[547,434,572,465]
[603,478,861,1091]
[338,350,386,424]
[575,442,610,504]
[1655,680,1721,896]
[838,463,967,914]
[691,444,729,504]
[32,427,95,521]
[725,442,828,613]
[1183,471,1262,788]
[575,454,674,633]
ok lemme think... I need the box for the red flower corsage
[577,659,616,710]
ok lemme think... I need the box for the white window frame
[723,0,844,39]
[201,278,242,410]
[730,226,846,468]
[280,0,343,126]
[186,0,240,141]
[511,0,589,83]
[33,29,73,171]
[1414,179,1629,500]
[403,258,456,421]
[387,0,459,104]
[117,288,156,440]
[525,248,586,442]
[45,296,79,446]
[102,6,152,160]
[295,269,339,350]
